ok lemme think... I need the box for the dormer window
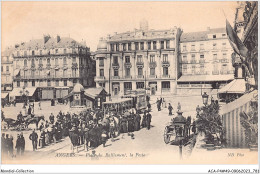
[213,35,216,39]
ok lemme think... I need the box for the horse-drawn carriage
[163,111,191,145]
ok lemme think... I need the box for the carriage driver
[17,111,23,123]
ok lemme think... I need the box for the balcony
[220,59,229,63]
[1,61,13,64]
[136,75,144,79]
[212,70,219,75]
[124,62,132,68]
[94,76,106,81]
[220,70,228,75]
[46,63,51,69]
[190,60,196,64]
[72,62,78,68]
[161,75,170,78]
[136,61,144,66]
[112,62,119,69]
[14,74,79,80]
[124,75,132,79]
[149,62,157,68]
[199,59,205,63]
[162,61,170,67]
[148,75,157,79]
[111,76,120,80]
[99,63,104,67]
[181,60,188,64]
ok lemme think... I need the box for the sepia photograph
[0,0,258,170]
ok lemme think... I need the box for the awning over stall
[1,92,9,99]
[13,69,20,77]
[84,87,107,99]
[218,79,246,94]
[177,75,234,82]
[9,87,37,97]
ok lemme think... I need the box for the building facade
[95,22,182,97]
[1,47,14,92]
[178,28,235,95]
[11,35,95,101]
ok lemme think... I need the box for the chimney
[57,35,61,43]
[44,34,51,44]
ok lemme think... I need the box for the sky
[1,1,238,52]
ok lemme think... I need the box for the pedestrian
[134,113,141,131]
[177,102,181,111]
[6,134,14,157]
[168,103,173,115]
[156,99,161,111]
[38,101,41,110]
[28,106,32,115]
[39,130,46,148]
[101,130,108,147]
[15,133,25,156]
[160,97,163,107]
[29,129,38,151]
[147,102,151,112]
[49,113,55,124]
[1,133,7,156]
[120,115,128,133]
[141,111,147,128]
[146,111,152,130]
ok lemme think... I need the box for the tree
[240,99,258,146]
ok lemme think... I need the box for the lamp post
[202,92,209,106]
[20,86,29,109]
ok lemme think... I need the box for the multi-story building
[95,21,182,97]
[177,28,235,95]
[11,35,95,101]
[1,47,14,92]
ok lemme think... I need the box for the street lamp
[20,86,29,108]
[202,92,209,106]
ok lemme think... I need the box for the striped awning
[1,93,9,99]
[9,87,37,97]
[218,79,246,94]
[14,69,20,76]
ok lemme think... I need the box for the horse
[25,115,45,129]
[3,118,20,129]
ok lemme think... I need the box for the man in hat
[15,132,25,156]
[29,129,38,151]
[146,111,152,130]
[1,133,7,156]
[49,113,55,124]
[168,103,173,116]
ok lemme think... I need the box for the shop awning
[1,93,9,99]
[84,87,106,99]
[9,87,37,97]
[218,79,246,94]
[177,75,234,82]
[13,69,20,77]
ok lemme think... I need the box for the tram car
[163,111,190,145]
[122,89,147,113]
[102,98,133,115]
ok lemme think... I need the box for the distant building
[1,47,14,92]
[95,20,182,97]
[178,28,235,95]
[11,35,95,101]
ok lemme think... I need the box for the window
[222,42,226,49]
[200,44,204,50]
[32,80,35,87]
[55,69,59,77]
[162,54,168,62]
[72,57,76,63]
[148,42,151,50]
[213,35,216,39]
[128,43,131,51]
[116,43,119,51]
[64,80,67,86]
[200,54,204,59]
[163,67,168,76]
[125,56,130,63]
[191,44,195,51]
[24,59,27,66]
[123,43,126,51]
[162,81,170,89]
[63,57,67,64]
[72,48,76,54]
[124,82,132,90]
[6,66,9,72]
[138,68,143,76]
[72,69,77,77]
[200,64,205,73]
[166,40,170,49]
[55,49,58,54]
[99,58,104,66]
[136,82,144,89]
[126,68,130,76]
[31,70,35,77]
[64,49,67,54]
[150,55,155,62]
[40,50,42,55]
[140,42,144,50]
[55,58,58,65]
[223,53,227,59]
[213,43,217,49]
[63,69,67,77]
[17,81,20,87]
[182,65,187,74]
[160,41,164,49]
[31,59,35,66]
[1,66,3,72]
[17,51,20,57]
[191,65,196,73]
[24,51,27,56]
[213,54,217,60]
[55,80,59,87]
[100,69,104,76]
[47,58,50,64]
[110,44,114,51]
[24,81,28,87]
[213,63,218,72]
[113,56,118,64]
[48,51,50,55]
[183,44,187,51]
[221,64,228,73]
[182,55,187,62]
[153,41,157,49]
[150,68,155,75]
[32,51,35,56]
[135,42,139,50]
[47,80,51,87]
[114,69,118,76]
[39,58,42,64]
[137,55,143,63]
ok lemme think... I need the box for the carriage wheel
[164,126,171,144]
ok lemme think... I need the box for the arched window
[47,58,50,64]
[32,50,35,56]
[63,57,67,64]
[39,58,42,64]
[31,59,35,65]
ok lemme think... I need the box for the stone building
[1,47,14,92]
[178,28,235,95]
[11,35,95,101]
[95,21,182,97]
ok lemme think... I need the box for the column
[157,80,162,95]
[132,81,136,90]
[120,82,124,96]
[170,80,177,94]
